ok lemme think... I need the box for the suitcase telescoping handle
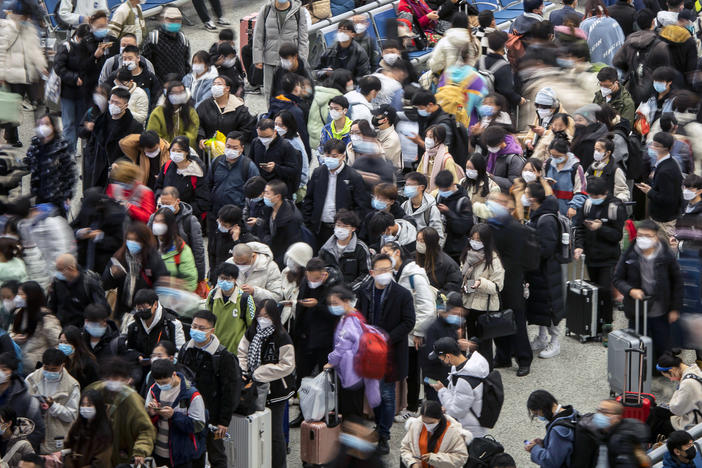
[323,368,340,427]
[634,297,651,337]
[624,347,646,405]
[570,254,586,284]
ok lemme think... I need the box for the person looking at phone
[229,242,283,302]
[207,262,256,354]
[251,119,302,202]
[524,390,579,468]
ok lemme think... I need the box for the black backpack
[465,435,504,468]
[521,224,541,272]
[452,369,505,429]
[449,118,471,170]
[624,39,662,105]
[614,129,646,181]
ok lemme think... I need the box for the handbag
[306,0,331,23]
[477,295,517,340]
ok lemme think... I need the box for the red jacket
[106,182,155,223]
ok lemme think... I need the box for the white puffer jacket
[396,261,436,345]
[0,16,47,84]
[438,350,490,437]
[429,28,480,74]
[227,242,283,301]
[400,414,471,468]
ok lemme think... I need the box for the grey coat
[252,0,309,66]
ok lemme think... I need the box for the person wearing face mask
[105,159,155,224]
[461,153,501,209]
[401,172,445,245]
[279,242,313,331]
[434,170,474,264]
[655,350,702,438]
[145,358,207,468]
[524,390,579,468]
[229,242,284,302]
[251,119,302,201]
[319,96,354,156]
[306,69,353,152]
[84,357,156,466]
[530,113,576,162]
[470,94,513,144]
[318,210,371,288]
[150,208,198,292]
[613,220,682,363]
[400,400,470,468]
[330,417,385,467]
[570,104,608,171]
[141,8,189,83]
[119,130,170,189]
[270,43,314,100]
[83,87,143,190]
[351,16,380,68]
[370,105,403,170]
[585,136,630,202]
[261,180,306,268]
[316,20,371,80]
[99,34,156,87]
[0,392,41,462]
[510,158,553,222]
[58,326,99,389]
[345,75,380,125]
[183,50,219,108]
[675,174,702,252]
[63,390,112,468]
[80,304,127,366]
[210,204,257,274]
[0,281,20,331]
[303,140,370,246]
[267,78,312,162]
[481,125,526,193]
[418,124,464,193]
[112,67,148,124]
[640,67,679,126]
[355,254,416,454]
[593,67,635,124]
[663,431,698,468]
[177,310,240,468]
[49,253,107,329]
[25,348,80,454]
[543,137,589,217]
[368,210,418,255]
[147,81,199,145]
[524,87,565,153]
[237,300,295,468]
[273,111,309,201]
[196,74,256,152]
[212,46,245,99]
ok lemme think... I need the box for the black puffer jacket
[436,186,474,259]
[49,269,108,328]
[525,196,565,326]
[293,268,342,351]
[262,200,304,268]
[142,29,190,82]
[571,123,608,170]
[571,414,649,468]
[318,234,371,288]
[574,196,626,267]
[24,135,75,207]
[250,135,302,200]
[317,41,370,79]
[53,38,101,100]
[154,156,210,219]
[422,251,462,294]
[196,95,257,143]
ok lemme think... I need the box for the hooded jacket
[319,234,371,288]
[395,261,436,344]
[400,415,471,468]
[429,28,479,74]
[579,16,625,65]
[401,193,446,246]
[182,65,219,108]
[252,0,309,66]
[574,196,626,267]
[119,134,170,188]
[544,152,588,214]
[196,94,257,144]
[461,253,505,312]
[655,25,698,88]
[0,17,47,85]
[120,81,149,124]
[612,30,663,104]
[227,242,283,301]
[486,134,525,192]
[317,41,371,79]
[154,156,210,220]
[437,350,490,437]
[2,417,35,467]
[0,376,45,450]
[530,406,579,468]
[345,90,374,123]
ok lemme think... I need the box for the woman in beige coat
[400,401,470,468]
[657,350,702,432]
[8,282,60,375]
[460,224,504,365]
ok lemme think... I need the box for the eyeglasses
[190,325,212,332]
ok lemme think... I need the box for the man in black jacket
[316,20,370,80]
[141,7,190,82]
[127,288,186,361]
[435,170,474,264]
[303,139,370,244]
[262,180,304,268]
[481,32,525,111]
[636,132,683,238]
[49,253,108,328]
[81,304,128,368]
[574,177,626,331]
[613,220,682,361]
[0,353,46,450]
[271,42,315,101]
[250,119,302,200]
[355,254,415,454]
[196,76,257,146]
[410,90,454,159]
[318,209,371,288]
[178,310,240,468]
[209,204,258,274]
[608,0,636,36]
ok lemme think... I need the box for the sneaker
[216,17,230,25]
[530,334,548,351]
[245,85,262,94]
[394,409,417,423]
[538,341,561,359]
[204,21,217,30]
[377,438,390,455]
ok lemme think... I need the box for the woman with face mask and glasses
[147,81,200,145]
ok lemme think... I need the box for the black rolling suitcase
[565,255,602,342]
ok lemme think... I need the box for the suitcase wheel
[579,336,587,343]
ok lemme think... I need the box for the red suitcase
[300,369,342,465]
[616,347,655,423]
[239,13,258,59]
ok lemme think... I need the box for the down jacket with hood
[154,156,210,220]
[227,242,283,301]
[2,417,35,467]
[307,85,341,151]
[612,30,663,104]
[429,28,480,74]
[182,65,219,108]
[0,17,47,85]
[395,261,436,345]
[437,350,490,437]
[122,81,149,124]
[196,94,257,144]
[345,90,374,123]
[485,134,525,192]
[401,193,446,246]
[252,0,309,66]
[652,25,699,88]
[400,415,471,468]
[1,375,45,450]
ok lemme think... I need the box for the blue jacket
[208,154,260,212]
[331,0,354,16]
[662,451,696,468]
[147,374,207,466]
[530,407,578,468]
[548,6,583,26]
[544,153,587,214]
[579,16,625,65]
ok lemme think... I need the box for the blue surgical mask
[556,57,575,68]
[157,381,173,391]
[551,156,565,164]
[323,157,340,170]
[58,343,74,356]
[653,81,667,93]
[163,22,181,33]
[263,197,275,208]
[536,415,548,422]
[444,314,464,326]
[328,305,345,316]
[593,412,611,429]
[126,240,142,255]
[190,329,208,343]
[55,271,66,281]
[339,433,376,453]
[352,140,377,154]
[93,28,108,39]
[417,108,430,117]
[590,197,605,205]
[486,200,509,219]
[438,189,455,199]
[251,197,263,203]
[217,221,230,233]
[217,279,234,291]
[43,370,61,382]
[371,198,387,210]
[478,105,494,117]
[85,323,106,338]
[647,147,658,159]
[403,185,419,198]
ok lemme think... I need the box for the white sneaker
[538,341,561,359]
[530,335,548,351]
[394,409,417,423]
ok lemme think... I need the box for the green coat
[162,242,198,291]
[593,86,635,124]
[208,287,256,354]
[146,105,200,145]
[85,381,156,465]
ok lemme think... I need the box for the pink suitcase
[300,370,342,465]
[239,13,258,58]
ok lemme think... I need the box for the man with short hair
[318,209,371,287]
[271,42,314,99]
[480,32,524,111]
[635,132,683,237]
[230,242,283,301]
[126,288,186,359]
[548,0,582,26]
[25,349,80,453]
[345,75,381,123]
[250,119,302,200]
[510,0,543,34]
[474,10,496,56]
[371,105,403,170]
[261,180,304,267]
[410,90,454,157]
[142,7,190,82]
[355,254,415,454]
[106,45,160,105]
[593,67,635,123]
[118,130,169,189]
[429,337,490,437]
[664,431,697,467]
[196,75,257,149]
[206,263,256,353]
[435,170,474,263]
[607,0,636,36]
[352,15,380,67]
[85,357,156,466]
[81,304,122,364]
[99,34,155,86]
[316,20,370,79]
[368,210,417,253]
[319,96,353,153]
[209,204,256,272]
[656,0,684,27]
[49,253,107,328]
[178,310,240,468]
[400,172,445,245]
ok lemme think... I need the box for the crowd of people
[0,0,702,464]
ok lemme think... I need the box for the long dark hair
[276,110,299,140]
[460,223,497,268]
[114,222,157,265]
[324,69,353,94]
[416,227,441,284]
[65,390,113,455]
[421,401,447,452]
[248,299,285,336]
[163,82,194,137]
[61,325,97,379]
[13,281,45,337]
[154,208,184,254]
[463,153,491,198]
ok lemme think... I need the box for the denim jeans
[373,381,396,440]
[61,96,87,153]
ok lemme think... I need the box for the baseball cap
[372,105,397,125]
[428,337,461,360]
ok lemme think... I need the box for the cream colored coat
[0,17,47,84]
[10,312,61,374]
[670,365,702,431]
[400,415,471,468]
[461,256,505,312]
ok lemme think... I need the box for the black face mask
[685,446,696,460]
[134,308,152,320]
[371,116,385,127]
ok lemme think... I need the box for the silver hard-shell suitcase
[227,408,272,468]
[607,299,653,395]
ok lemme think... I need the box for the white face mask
[416,241,426,254]
[36,124,52,138]
[536,108,553,119]
[168,93,188,105]
[334,226,350,241]
[593,150,605,162]
[0,370,8,384]
[225,148,241,161]
[425,137,435,149]
[337,31,351,43]
[600,86,612,97]
[192,63,205,75]
[124,60,137,71]
[346,83,355,92]
[152,222,167,236]
[236,263,251,275]
[222,58,237,68]
[354,23,367,34]
[275,126,287,136]
[259,136,274,147]
[373,272,393,286]
[170,151,186,164]
[465,169,478,180]
[470,239,484,250]
[521,193,531,207]
[280,58,293,70]
[424,422,439,432]
[108,103,123,116]
[487,145,501,153]
[329,109,343,121]
[522,170,537,183]
[79,406,96,420]
[683,188,697,201]
[211,85,225,98]
[383,53,400,65]
[636,237,655,251]
[308,279,323,289]
[104,380,124,392]
[145,148,161,158]
[257,317,273,329]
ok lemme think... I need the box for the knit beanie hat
[574,104,601,124]
[284,242,313,268]
[534,87,557,107]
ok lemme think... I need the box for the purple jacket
[327,313,381,408]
